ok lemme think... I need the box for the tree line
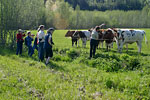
[65,0,148,11]
[0,0,150,47]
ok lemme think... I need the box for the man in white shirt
[38,25,45,61]
[90,26,100,58]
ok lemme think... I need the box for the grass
[0,29,150,99]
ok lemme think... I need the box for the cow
[96,29,115,51]
[65,30,80,47]
[103,28,115,51]
[73,30,91,48]
[97,29,105,49]
[114,29,148,53]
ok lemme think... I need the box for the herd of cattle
[65,28,148,53]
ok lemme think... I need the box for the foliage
[65,0,145,11]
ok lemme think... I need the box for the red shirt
[16,33,25,42]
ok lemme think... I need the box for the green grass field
[0,29,150,100]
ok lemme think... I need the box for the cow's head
[115,29,125,41]
[65,30,75,37]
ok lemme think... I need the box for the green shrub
[66,49,80,59]
[52,55,71,62]
[106,79,114,89]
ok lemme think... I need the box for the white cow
[115,29,148,53]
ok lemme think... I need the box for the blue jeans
[16,42,23,55]
[33,44,38,51]
[38,42,44,61]
[28,45,34,57]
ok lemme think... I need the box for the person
[90,26,100,58]
[38,25,45,61]
[25,31,34,57]
[16,29,25,55]
[44,28,55,65]
[33,28,40,51]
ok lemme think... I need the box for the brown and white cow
[73,30,91,48]
[65,30,80,47]
[97,29,115,51]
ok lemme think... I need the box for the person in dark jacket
[25,31,34,57]
[16,29,25,55]
[44,28,55,65]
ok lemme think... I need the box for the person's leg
[46,48,52,65]
[90,40,94,58]
[93,40,97,57]
[31,46,34,56]
[28,46,31,56]
[20,42,23,55]
[38,43,42,61]
[41,43,44,61]
[16,42,19,55]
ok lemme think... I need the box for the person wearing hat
[38,25,45,61]
[89,26,100,58]
[16,29,26,55]
[25,31,34,57]
[44,28,55,65]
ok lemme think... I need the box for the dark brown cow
[103,29,115,51]
[96,29,115,51]
[65,30,79,47]
[97,29,105,48]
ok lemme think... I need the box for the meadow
[0,29,150,100]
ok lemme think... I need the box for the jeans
[28,45,34,57]
[16,42,23,55]
[38,42,44,61]
[90,39,98,58]
[33,44,38,51]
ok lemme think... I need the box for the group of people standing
[16,25,55,65]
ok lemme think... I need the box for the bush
[66,49,80,59]
[83,53,141,72]
[106,79,114,89]
[52,55,71,62]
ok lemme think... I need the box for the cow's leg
[116,41,121,53]
[111,42,113,48]
[75,40,79,47]
[126,44,128,52]
[84,38,87,48]
[82,38,86,48]
[119,42,124,53]
[72,39,74,47]
[105,42,109,51]
[136,41,142,53]
[77,40,80,47]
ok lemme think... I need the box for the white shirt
[38,30,45,42]
[91,30,99,40]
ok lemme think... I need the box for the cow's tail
[144,31,148,44]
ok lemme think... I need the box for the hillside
[0,29,150,99]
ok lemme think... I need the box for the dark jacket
[25,36,33,47]
[44,32,54,49]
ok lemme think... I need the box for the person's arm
[48,36,52,45]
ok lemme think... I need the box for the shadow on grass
[47,61,65,71]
